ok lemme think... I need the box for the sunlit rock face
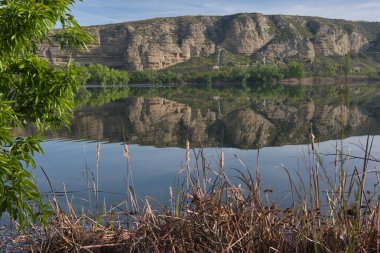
[39,13,380,70]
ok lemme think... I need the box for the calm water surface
[32,135,380,212]
[5,85,380,223]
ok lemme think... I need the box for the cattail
[236,184,244,202]
[309,130,315,151]
[124,143,129,160]
[376,195,380,231]
[220,150,224,169]
[96,142,100,162]
[186,140,190,164]
[169,186,173,201]
[96,141,101,208]
[335,142,339,168]
[144,197,155,221]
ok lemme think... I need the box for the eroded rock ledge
[39,13,380,70]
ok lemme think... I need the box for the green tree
[284,61,305,79]
[323,62,338,77]
[130,69,159,84]
[231,67,250,88]
[74,63,91,86]
[342,54,352,77]
[85,64,129,87]
[0,0,93,228]
[248,64,284,86]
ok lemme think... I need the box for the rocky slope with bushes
[39,13,380,70]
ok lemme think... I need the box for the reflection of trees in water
[34,88,380,148]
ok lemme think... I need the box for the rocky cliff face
[39,13,380,70]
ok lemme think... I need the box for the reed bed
[6,136,380,253]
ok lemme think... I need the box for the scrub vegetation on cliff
[74,52,375,92]
[130,61,305,87]
[75,61,305,88]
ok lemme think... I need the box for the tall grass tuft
[123,142,139,214]
[21,137,380,252]
[95,141,100,210]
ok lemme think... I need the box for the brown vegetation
[5,135,379,253]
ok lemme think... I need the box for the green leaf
[0,0,91,229]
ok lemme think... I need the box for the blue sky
[70,0,380,26]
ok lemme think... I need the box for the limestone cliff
[39,13,380,70]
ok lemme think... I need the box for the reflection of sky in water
[29,135,380,212]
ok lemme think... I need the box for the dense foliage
[0,0,93,228]
[77,53,376,91]
[76,63,130,87]
[75,86,130,107]
[128,62,305,88]
[342,54,352,77]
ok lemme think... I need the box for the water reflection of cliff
[21,91,378,148]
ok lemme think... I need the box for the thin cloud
[70,0,380,26]
[71,9,121,26]
[355,2,380,9]
[262,1,380,22]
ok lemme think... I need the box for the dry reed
[15,137,379,253]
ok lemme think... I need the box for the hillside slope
[39,13,380,70]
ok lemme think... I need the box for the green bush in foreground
[0,0,93,228]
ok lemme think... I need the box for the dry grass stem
[10,138,380,253]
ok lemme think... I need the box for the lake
[7,84,380,218]
[32,136,380,211]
